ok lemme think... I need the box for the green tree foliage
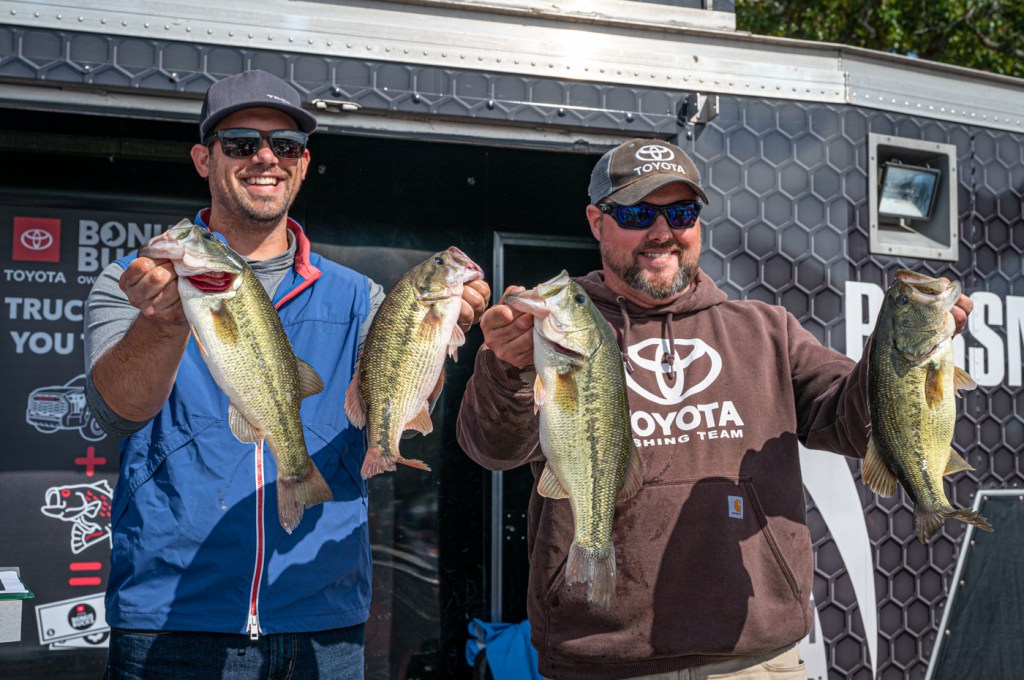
[735,1,1024,78]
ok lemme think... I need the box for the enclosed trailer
[0,1,1021,678]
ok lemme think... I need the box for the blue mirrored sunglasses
[598,200,702,230]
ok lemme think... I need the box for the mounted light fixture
[878,161,941,222]
[868,134,958,262]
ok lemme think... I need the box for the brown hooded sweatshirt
[456,269,871,680]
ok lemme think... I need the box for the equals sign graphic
[69,562,103,587]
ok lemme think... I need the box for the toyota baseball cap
[588,138,709,206]
[199,70,318,141]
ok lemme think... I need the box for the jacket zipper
[247,440,266,640]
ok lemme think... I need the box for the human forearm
[91,314,190,422]
[456,348,544,470]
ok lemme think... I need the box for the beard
[210,157,299,230]
[601,238,700,300]
[230,189,291,225]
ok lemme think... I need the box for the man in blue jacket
[84,69,490,679]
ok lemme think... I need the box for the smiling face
[586,182,702,307]
[190,107,310,237]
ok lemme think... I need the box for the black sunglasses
[598,200,702,230]
[203,128,309,159]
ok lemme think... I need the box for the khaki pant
[546,644,806,680]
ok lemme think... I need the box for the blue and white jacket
[107,211,371,636]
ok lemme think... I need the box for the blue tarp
[466,618,542,680]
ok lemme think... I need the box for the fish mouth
[138,222,242,287]
[446,246,484,282]
[187,271,236,293]
[506,270,571,316]
[506,288,548,316]
[896,269,961,309]
[543,338,583,359]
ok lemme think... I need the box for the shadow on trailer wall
[0,106,596,679]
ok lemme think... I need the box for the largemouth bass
[864,269,991,543]
[139,220,331,533]
[345,247,483,478]
[507,271,643,608]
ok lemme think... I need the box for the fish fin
[448,323,466,361]
[536,463,570,499]
[228,403,263,443]
[914,505,945,543]
[297,357,324,398]
[343,367,367,428]
[617,443,644,501]
[361,447,396,478]
[916,503,994,544]
[406,405,434,435]
[276,463,334,534]
[209,299,239,343]
[943,449,974,476]
[952,507,993,533]
[189,325,208,358]
[396,457,432,472]
[533,374,547,415]
[862,437,899,497]
[426,366,445,414]
[953,366,977,395]
[565,542,616,609]
[924,362,945,408]
[519,369,537,384]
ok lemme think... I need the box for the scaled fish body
[345,247,483,478]
[139,220,331,533]
[864,269,991,543]
[507,271,643,609]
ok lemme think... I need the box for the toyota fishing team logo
[635,145,675,163]
[624,338,722,405]
[40,480,113,554]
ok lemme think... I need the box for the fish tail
[396,457,431,472]
[914,505,945,544]
[951,507,993,533]
[915,504,995,543]
[276,465,333,534]
[565,542,616,609]
[361,447,396,479]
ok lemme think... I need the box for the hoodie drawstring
[662,312,676,381]
[616,296,635,374]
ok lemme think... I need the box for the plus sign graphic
[75,447,107,477]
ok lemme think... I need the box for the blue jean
[103,624,364,680]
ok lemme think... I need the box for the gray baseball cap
[588,138,709,206]
[199,70,318,141]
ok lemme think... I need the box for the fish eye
[896,295,909,305]
[573,293,586,304]
[433,256,444,265]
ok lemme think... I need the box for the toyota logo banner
[0,206,183,655]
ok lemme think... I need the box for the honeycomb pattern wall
[0,25,683,135]
[693,95,1024,680]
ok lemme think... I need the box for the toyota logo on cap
[635,145,676,163]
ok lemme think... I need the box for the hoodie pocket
[536,476,808,661]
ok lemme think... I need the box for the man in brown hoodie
[456,138,974,680]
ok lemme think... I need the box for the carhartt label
[728,496,744,519]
